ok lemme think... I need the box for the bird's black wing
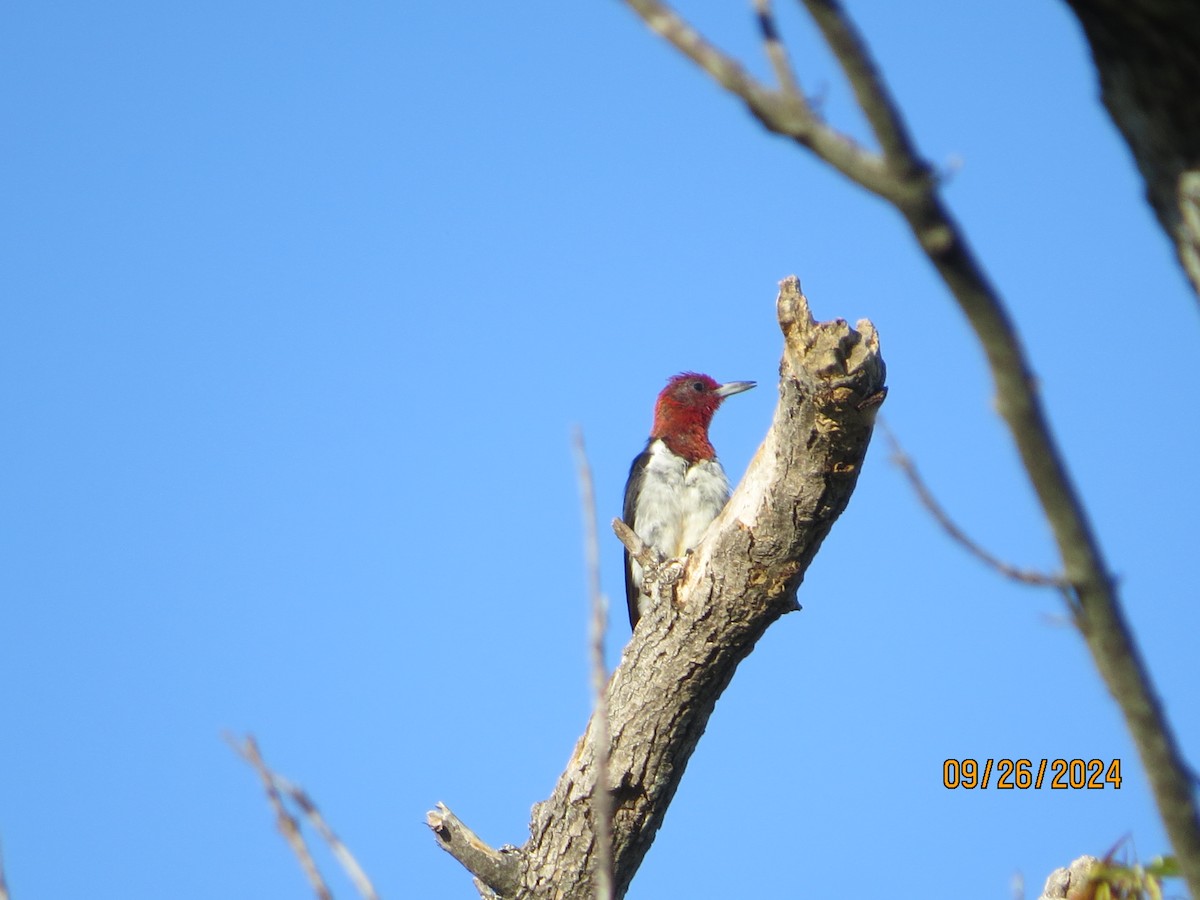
[623,446,652,630]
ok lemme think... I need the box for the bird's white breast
[633,439,732,563]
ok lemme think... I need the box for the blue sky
[3,1,1197,898]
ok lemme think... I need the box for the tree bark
[428,277,886,898]
[1062,0,1200,300]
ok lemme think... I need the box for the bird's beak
[715,380,756,398]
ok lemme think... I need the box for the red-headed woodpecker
[623,373,755,629]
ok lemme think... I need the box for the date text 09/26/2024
[943,758,1122,790]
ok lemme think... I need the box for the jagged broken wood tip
[426,802,519,897]
[775,275,814,337]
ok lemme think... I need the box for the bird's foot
[645,556,686,611]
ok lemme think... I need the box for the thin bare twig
[753,0,802,98]
[229,734,380,900]
[611,518,656,570]
[272,774,380,900]
[571,428,613,900]
[229,734,331,900]
[619,0,1200,893]
[879,419,1065,589]
[798,0,924,175]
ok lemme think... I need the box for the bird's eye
[692,381,706,392]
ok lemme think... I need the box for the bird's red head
[650,372,755,461]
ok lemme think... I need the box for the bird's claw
[644,556,686,610]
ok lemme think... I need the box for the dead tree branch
[427,804,519,897]
[879,420,1066,589]
[429,277,885,898]
[619,1,1200,894]
[623,0,894,195]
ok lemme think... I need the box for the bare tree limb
[798,0,925,178]
[622,0,895,197]
[571,429,614,900]
[427,804,519,898]
[430,277,886,899]
[619,1,1200,894]
[879,419,1066,589]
